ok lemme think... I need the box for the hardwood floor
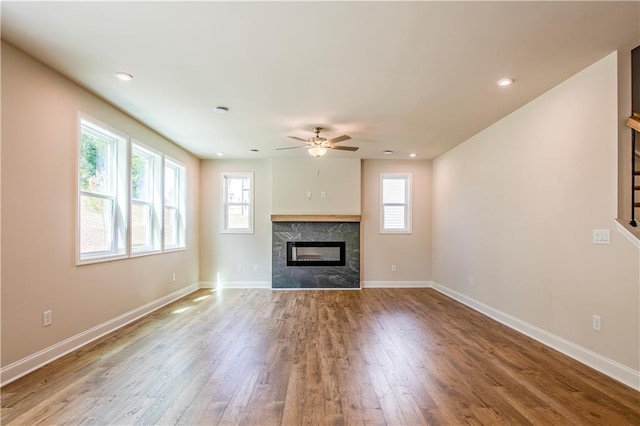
[2,288,639,425]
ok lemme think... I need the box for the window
[164,157,186,249]
[131,142,162,255]
[78,113,188,263]
[78,116,128,262]
[222,172,254,233]
[380,173,412,233]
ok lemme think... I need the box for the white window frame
[379,172,412,234]
[130,141,162,256]
[164,157,186,251]
[221,172,254,234]
[77,114,129,264]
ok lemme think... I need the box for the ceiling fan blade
[276,145,306,150]
[330,145,359,151]
[287,136,309,142]
[327,135,351,144]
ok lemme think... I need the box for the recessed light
[115,71,133,81]
[383,150,393,155]
[409,153,417,158]
[216,152,225,157]
[214,106,229,114]
[497,77,514,87]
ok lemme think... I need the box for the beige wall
[199,159,272,285]
[432,52,640,371]
[1,42,200,367]
[271,157,360,215]
[201,158,432,287]
[361,160,432,284]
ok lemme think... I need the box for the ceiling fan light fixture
[308,146,328,157]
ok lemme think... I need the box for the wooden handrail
[627,113,640,132]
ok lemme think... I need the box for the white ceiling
[2,1,639,159]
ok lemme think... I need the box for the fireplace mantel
[270,215,361,223]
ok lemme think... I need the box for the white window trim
[77,112,191,264]
[130,141,163,257]
[163,156,187,251]
[379,172,412,234]
[221,172,254,234]
[76,113,130,265]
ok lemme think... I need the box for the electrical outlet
[253,265,259,273]
[593,315,602,331]
[236,264,242,273]
[43,310,52,327]
[172,272,176,282]
[391,264,397,272]
[469,276,475,286]
[321,191,327,199]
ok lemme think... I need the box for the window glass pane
[227,177,246,203]
[383,178,405,204]
[80,126,116,195]
[132,149,153,201]
[132,202,152,248]
[228,205,249,229]
[80,195,114,253]
[164,207,178,246]
[383,205,406,229]
[242,178,251,202]
[165,164,177,205]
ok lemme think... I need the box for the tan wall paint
[271,157,361,215]
[1,42,200,367]
[432,52,640,370]
[199,159,272,284]
[361,160,432,283]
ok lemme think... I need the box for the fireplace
[287,241,345,266]
[272,218,360,289]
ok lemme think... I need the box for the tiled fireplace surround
[271,215,361,289]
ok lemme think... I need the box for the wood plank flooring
[2,288,639,425]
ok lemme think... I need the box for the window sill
[77,253,128,266]
[379,230,413,234]
[163,246,186,253]
[131,249,163,258]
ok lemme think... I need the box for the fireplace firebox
[286,241,346,266]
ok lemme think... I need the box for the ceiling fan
[277,127,358,157]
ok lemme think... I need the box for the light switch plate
[592,229,610,245]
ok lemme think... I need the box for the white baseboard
[213,281,272,289]
[198,281,216,289]
[0,283,199,387]
[362,281,433,288]
[431,282,640,391]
